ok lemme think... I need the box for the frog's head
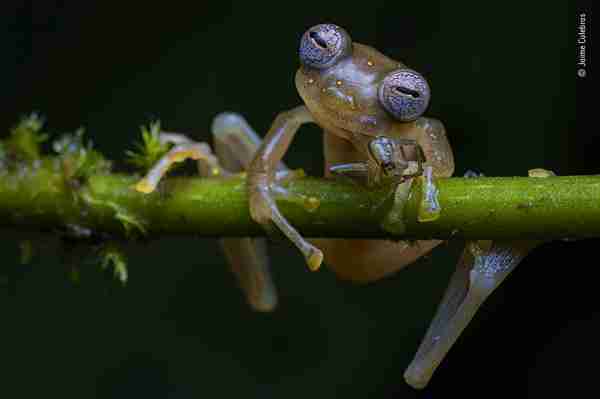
[296,24,431,137]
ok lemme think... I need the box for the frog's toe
[306,246,324,272]
[134,177,157,194]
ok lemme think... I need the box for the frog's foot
[134,136,221,194]
[335,136,425,186]
[249,182,324,271]
[404,239,540,389]
[382,137,426,181]
[328,155,421,186]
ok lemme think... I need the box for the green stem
[0,159,599,240]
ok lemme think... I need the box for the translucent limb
[247,106,324,271]
[405,169,555,388]
[134,140,220,194]
[404,240,539,389]
[211,112,280,312]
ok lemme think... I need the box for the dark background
[0,1,596,398]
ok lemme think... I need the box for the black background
[0,1,596,398]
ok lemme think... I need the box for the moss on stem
[0,158,598,240]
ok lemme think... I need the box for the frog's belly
[318,132,440,283]
[311,237,442,283]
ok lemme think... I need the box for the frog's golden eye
[378,69,431,122]
[299,24,351,69]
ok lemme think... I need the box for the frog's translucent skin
[404,240,541,388]
[134,24,542,390]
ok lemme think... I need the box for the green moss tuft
[125,121,171,172]
[99,243,128,285]
[5,113,48,161]
[53,127,112,180]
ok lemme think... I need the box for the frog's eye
[378,69,431,122]
[299,24,351,69]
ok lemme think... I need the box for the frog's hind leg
[404,168,554,388]
[211,113,279,312]
[134,115,278,312]
[403,240,540,389]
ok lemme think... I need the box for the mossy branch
[0,115,598,242]
[0,158,598,240]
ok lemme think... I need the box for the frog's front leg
[247,105,324,271]
[134,114,279,312]
[314,118,454,283]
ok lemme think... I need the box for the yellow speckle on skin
[336,80,343,86]
[367,60,374,67]
[307,78,314,84]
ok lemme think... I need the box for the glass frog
[134,24,538,389]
